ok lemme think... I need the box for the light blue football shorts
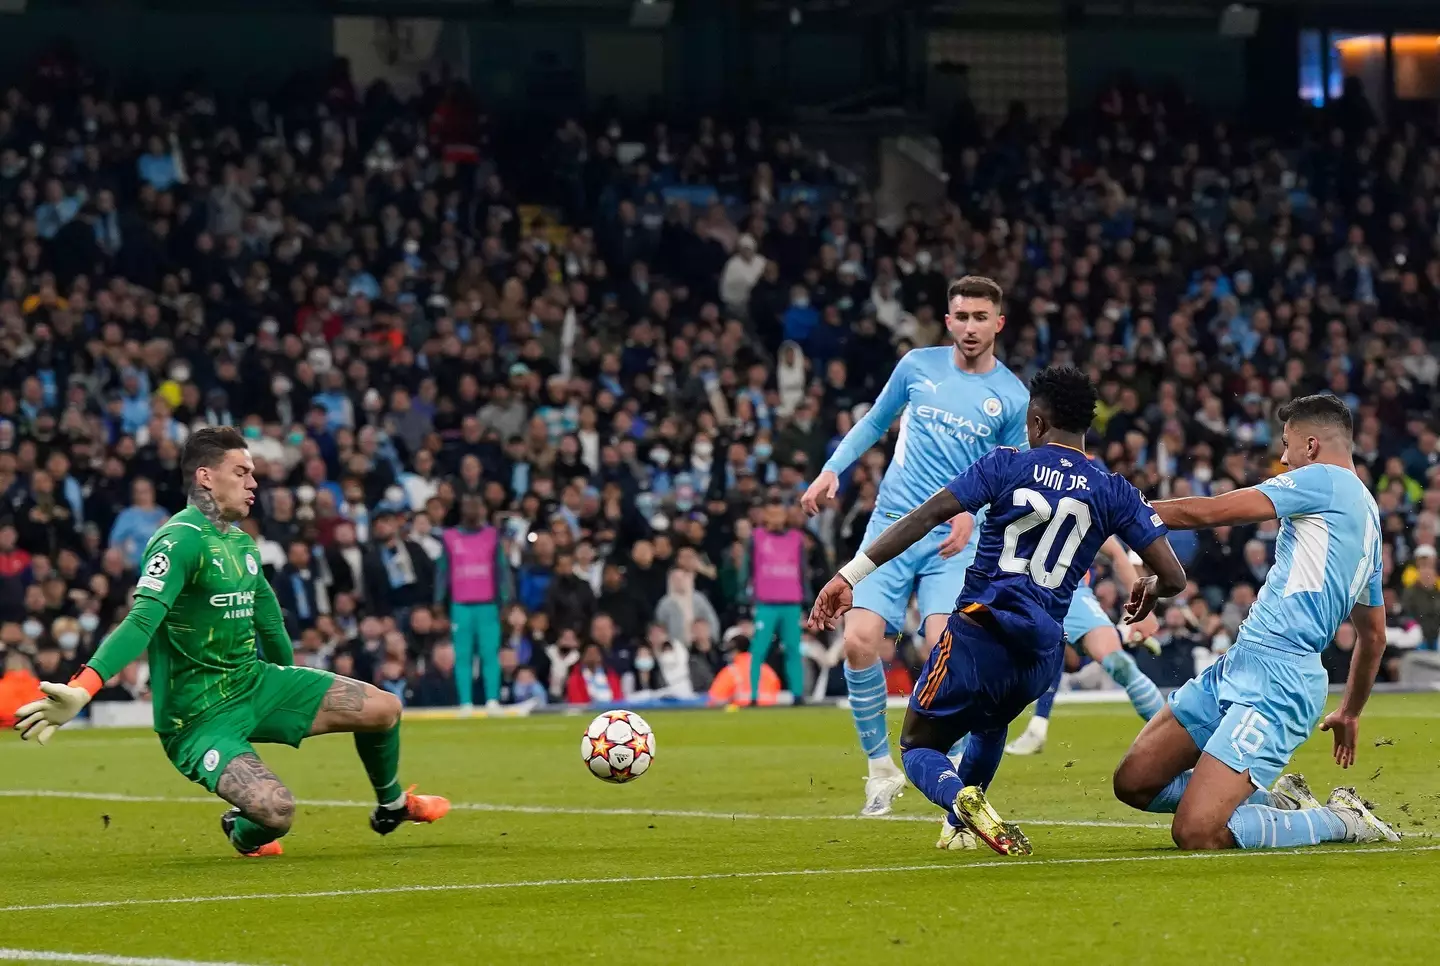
[851,510,977,634]
[1168,639,1328,789]
[1063,585,1119,656]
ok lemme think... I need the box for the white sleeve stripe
[1283,514,1329,597]
[172,521,203,531]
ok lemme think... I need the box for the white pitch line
[2,844,1435,915]
[0,949,277,966]
[0,789,1165,830]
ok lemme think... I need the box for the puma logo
[212,558,224,572]
[917,377,941,393]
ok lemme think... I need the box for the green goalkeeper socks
[230,814,286,852]
[355,725,403,806]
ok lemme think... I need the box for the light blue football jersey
[822,346,1030,518]
[1239,463,1383,655]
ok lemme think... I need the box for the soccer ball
[581,710,655,783]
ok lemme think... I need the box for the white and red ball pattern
[581,710,656,783]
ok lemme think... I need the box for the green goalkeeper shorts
[161,664,336,793]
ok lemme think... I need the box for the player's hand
[938,512,974,559]
[806,575,854,632]
[800,471,839,516]
[1118,613,1162,655]
[1320,710,1359,769]
[1123,575,1161,623]
[13,681,93,745]
[1126,612,1160,640]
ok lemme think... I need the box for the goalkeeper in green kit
[13,427,450,856]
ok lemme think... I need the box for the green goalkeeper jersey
[88,505,293,736]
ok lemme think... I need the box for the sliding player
[14,427,449,856]
[1112,393,1399,850]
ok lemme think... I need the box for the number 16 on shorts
[1229,708,1268,760]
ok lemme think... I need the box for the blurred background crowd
[2,34,1440,717]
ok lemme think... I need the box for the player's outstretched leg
[1203,783,1397,850]
[1005,663,1060,756]
[307,676,451,835]
[216,753,293,858]
[898,707,977,851]
[955,727,1006,790]
[930,727,1006,848]
[842,610,904,816]
[1166,748,1399,851]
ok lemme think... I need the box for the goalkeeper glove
[14,667,102,744]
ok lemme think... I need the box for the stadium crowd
[1,54,1439,717]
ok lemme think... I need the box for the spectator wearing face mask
[546,627,582,700]
[648,624,695,698]
[76,608,102,646]
[50,614,82,666]
[781,285,819,344]
[627,644,667,699]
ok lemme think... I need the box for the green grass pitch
[2,695,1438,966]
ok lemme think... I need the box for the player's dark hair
[947,275,1004,307]
[1029,366,1099,434]
[181,426,249,486]
[1276,393,1353,437]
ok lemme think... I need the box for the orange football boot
[370,784,451,835]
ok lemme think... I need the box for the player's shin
[954,727,1005,790]
[1033,667,1059,721]
[226,811,289,853]
[1099,650,1164,721]
[901,746,964,815]
[356,724,403,806]
[1225,804,1348,849]
[1006,667,1058,755]
[844,660,893,769]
